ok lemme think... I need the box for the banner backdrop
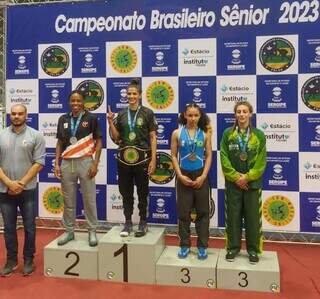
[6,0,320,233]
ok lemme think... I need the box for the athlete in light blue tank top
[178,126,205,171]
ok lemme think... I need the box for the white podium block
[98,226,165,284]
[156,246,219,288]
[44,232,103,280]
[217,250,280,293]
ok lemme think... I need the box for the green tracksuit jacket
[220,126,266,254]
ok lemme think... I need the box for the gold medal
[128,131,136,141]
[239,152,248,161]
[188,153,197,161]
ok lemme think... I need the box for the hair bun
[130,78,140,86]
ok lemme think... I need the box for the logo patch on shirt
[82,121,89,128]
[229,143,239,150]
[64,122,68,129]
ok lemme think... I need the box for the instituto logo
[182,47,210,67]
[110,45,137,74]
[146,80,174,110]
[76,80,104,111]
[42,186,64,214]
[41,45,69,77]
[263,195,294,226]
[259,37,295,72]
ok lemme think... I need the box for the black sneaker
[1,260,18,277]
[225,251,236,262]
[134,221,148,237]
[23,258,34,276]
[248,252,259,264]
[120,221,133,237]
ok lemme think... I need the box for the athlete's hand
[107,105,115,123]
[179,175,194,187]
[88,163,98,179]
[193,175,206,189]
[236,174,249,190]
[54,164,61,179]
[7,180,24,195]
[148,159,156,175]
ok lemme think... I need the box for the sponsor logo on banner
[307,38,320,69]
[178,38,216,76]
[146,80,174,109]
[152,197,169,220]
[259,37,295,72]
[41,121,57,138]
[301,76,320,111]
[312,124,320,147]
[110,45,137,74]
[76,80,104,111]
[13,49,32,75]
[268,86,286,109]
[110,193,123,210]
[303,161,320,180]
[152,51,168,72]
[41,45,69,77]
[313,205,320,227]
[228,48,245,71]
[260,122,290,142]
[48,89,63,109]
[217,76,256,112]
[268,164,288,187]
[263,195,295,226]
[8,87,33,106]
[42,186,64,214]
[182,47,209,67]
[81,52,97,74]
[192,87,206,108]
[149,152,175,184]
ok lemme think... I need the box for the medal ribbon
[127,106,141,134]
[185,126,200,156]
[70,111,84,137]
[236,126,250,154]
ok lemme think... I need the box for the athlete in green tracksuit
[220,101,266,264]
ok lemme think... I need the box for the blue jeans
[0,189,36,261]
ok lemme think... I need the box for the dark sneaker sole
[1,264,18,277]
[22,270,34,276]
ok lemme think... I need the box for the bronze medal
[239,152,248,161]
[188,153,197,161]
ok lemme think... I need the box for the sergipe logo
[273,164,283,180]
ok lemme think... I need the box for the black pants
[118,161,149,221]
[176,168,210,248]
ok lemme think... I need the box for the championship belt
[116,146,151,166]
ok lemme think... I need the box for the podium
[98,226,165,284]
[44,232,103,280]
[43,229,281,293]
[156,246,219,288]
[216,250,280,293]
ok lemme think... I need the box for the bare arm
[54,139,63,179]
[107,105,120,143]
[147,131,157,175]
[19,163,43,187]
[88,137,102,179]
